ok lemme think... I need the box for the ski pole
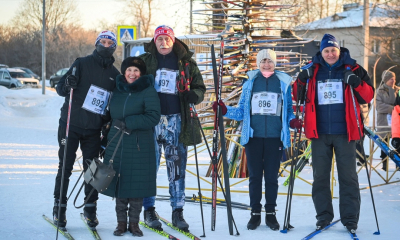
[185,64,206,237]
[347,67,380,235]
[56,66,76,239]
[192,105,240,236]
[281,78,309,233]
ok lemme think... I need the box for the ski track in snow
[0,86,399,240]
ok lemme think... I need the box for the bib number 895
[324,91,336,99]
[259,100,271,108]
[92,98,104,108]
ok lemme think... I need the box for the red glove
[212,100,227,115]
[290,118,303,130]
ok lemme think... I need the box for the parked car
[14,67,41,80]
[0,68,40,88]
[49,68,68,88]
[0,64,9,69]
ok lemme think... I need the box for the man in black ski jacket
[53,30,120,229]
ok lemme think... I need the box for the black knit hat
[121,57,146,75]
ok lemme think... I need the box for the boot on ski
[345,221,358,233]
[143,207,162,230]
[247,210,261,230]
[53,199,67,230]
[83,202,99,230]
[316,219,330,230]
[172,208,189,232]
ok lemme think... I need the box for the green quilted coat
[102,74,161,198]
[139,39,206,146]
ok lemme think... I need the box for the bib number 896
[259,100,271,108]
[92,98,104,108]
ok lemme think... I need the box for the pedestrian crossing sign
[117,26,137,46]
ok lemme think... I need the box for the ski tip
[280,229,288,234]
[373,230,381,235]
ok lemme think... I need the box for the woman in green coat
[102,57,161,237]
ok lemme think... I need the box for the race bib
[155,68,178,95]
[317,80,343,105]
[251,91,281,116]
[82,85,111,115]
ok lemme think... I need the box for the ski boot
[345,221,358,233]
[172,208,189,232]
[247,210,261,230]
[83,202,99,230]
[143,207,162,230]
[53,199,67,230]
[316,219,330,230]
[129,222,143,237]
[265,211,280,231]
[113,222,127,236]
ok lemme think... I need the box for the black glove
[184,91,199,104]
[392,138,400,149]
[65,75,78,89]
[344,69,361,88]
[298,67,313,83]
[113,119,126,130]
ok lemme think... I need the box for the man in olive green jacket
[139,25,206,231]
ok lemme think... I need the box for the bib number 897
[259,100,271,108]
[159,79,169,87]
[324,91,336,99]
[92,98,104,108]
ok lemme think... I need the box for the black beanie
[121,57,146,75]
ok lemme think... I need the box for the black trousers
[311,134,360,226]
[245,137,283,212]
[54,122,101,203]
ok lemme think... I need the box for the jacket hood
[143,38,193,61]
[313,47,356,68]
[116,74,155,93]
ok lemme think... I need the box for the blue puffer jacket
[224,70,295,148]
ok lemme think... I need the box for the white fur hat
[256,49,277,69]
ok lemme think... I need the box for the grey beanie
[256,49,277,69]
[382,70,395,83]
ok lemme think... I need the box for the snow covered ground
[0,86,399,240]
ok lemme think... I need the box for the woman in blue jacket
[213,49,297,231]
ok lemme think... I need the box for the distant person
[101,57,161,237]
[391,89,400,161]
[139,25,206,231]
[54,30,120,229]
[376,70,397,171]
[213,49,296,231]
[293,33,374,233]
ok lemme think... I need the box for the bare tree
[122,0,156,37]
[12,0,78,32]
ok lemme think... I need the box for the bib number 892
[259,100,271,108]
[92,98,104,108]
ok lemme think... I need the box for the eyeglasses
[260,59,273,64]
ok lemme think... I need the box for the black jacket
[56,50,120,130]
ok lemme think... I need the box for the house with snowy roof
[295,3,400,78]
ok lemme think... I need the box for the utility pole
[190,0,193,33]
[363,0,370,72]
[41,0,46,94]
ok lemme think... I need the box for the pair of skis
[43,214,101,240]
[301,219,359,240]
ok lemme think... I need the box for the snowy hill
[0,86,399,240]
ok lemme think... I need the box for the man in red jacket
[293,34,374,233]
